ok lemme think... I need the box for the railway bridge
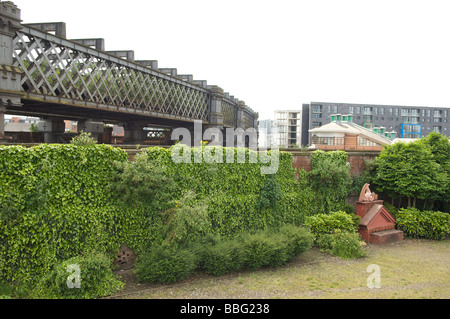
[0,1,258,144]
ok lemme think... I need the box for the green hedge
[0,144,128,283]
[304,211,360,238]
[396,208,450,240]
[135,226,314,282]
[141,146,307,238]
[0,144,309,286]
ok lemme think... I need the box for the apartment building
[302,102,450,146]
[274,110,302,148]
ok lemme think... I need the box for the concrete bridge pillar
[37,119,65,144]
[78,119,104,143]
[0,1,23,143]
[123,121,147,145]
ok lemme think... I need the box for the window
[433,126,442,133]
[358,136,381,147]
[434,110,442,117]
[356,107,361,114]
[364,107,372,115]
[389,108,393,116]
[312,136,344,146]
[380,108,385,116]
[349,106,354,114]
[444,110,448,117]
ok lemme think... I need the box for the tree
[420,132,450,207]
[308,151,352,214]
[374,141,447,208]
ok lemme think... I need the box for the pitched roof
[309,121,392,145]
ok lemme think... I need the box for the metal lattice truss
[12,28,209,121]
[222,98,236,127]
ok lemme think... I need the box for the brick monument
[356,184,403,244]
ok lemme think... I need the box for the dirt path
[107,238,450,299]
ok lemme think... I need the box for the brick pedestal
[356,200,403,244]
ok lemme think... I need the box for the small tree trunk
[413,197,416,208]
[408,197,411,208]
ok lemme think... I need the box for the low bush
[304,211,359,238]
[278,224,314,258]
[396,208,450,240]
[32,252,124,299]
[201,240,245,276]
[134,245,198,284]
[316,230,367,259]
[238,232,279,270]
[239,226,313,270]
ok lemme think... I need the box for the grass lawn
[109,238,450,299]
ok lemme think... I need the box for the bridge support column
[78,120,104,143]
[123,121,147,145]
[38,119,65,144]
[0,1,23,143]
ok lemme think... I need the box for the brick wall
[289,150,380,176]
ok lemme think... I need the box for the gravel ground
[107,238,450,299]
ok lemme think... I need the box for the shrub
[32,252,124,299]
[165,191,211,247]
[201,240,245,276]
[134,245,197,284]
[278,224,314,258]
[396,208,450,240]
[239,232,276,270]
[316,230,367,259]
[304,211,359,238]
[238,227,312,270]
[70,131,97,146]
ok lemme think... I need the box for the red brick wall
[290,150,380,176]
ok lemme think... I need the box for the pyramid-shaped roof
[360,204,396,230]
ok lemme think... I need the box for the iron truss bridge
[0,1,258,144]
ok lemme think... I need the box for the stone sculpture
[359,183,378,202]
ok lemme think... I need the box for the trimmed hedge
[396,208,450,240]
[134,245,198,284]
[135,226,314,282]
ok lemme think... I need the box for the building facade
[257,119,275,148]
[309,114,393,151]
[302,102,450,146]
[274,110,302,148]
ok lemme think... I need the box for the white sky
[13,0,450,120]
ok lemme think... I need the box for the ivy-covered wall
[0,144,314,284]
[0,144,128,283]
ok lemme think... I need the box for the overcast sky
[14,0,450,120]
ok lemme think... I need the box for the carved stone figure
[359,183,378,202]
